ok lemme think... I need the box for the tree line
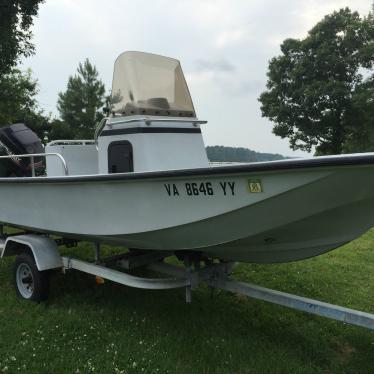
[0,1,373,155]
[206,146,285,162]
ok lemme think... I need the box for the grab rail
[47,139,95,146]
[109,117,207,126]
[0,152,69,177]
[94,117,109,150]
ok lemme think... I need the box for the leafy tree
[343,75,374,152]
[0,68,50,138]
[259,7,374,155]
[0,68,37,124]
[343,7,374,153]
[57,59,106,139]
[48,119,76,141]
[0,0,44,76]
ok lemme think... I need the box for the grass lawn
[0,228,373,373]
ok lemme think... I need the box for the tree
[0,67,50,138]
[48,119,75,141]
[259,7,374,155]
[0,0,48,140]
[0,0,44,76]
[57,59,106,139]
[343,75,374,152]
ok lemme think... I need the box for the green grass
[0,230,374,373]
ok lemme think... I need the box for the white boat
[1,51,374,263]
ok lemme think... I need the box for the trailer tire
[13,253,50,302]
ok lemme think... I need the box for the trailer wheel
[13,253,50,302]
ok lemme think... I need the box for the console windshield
[111,51,196,117]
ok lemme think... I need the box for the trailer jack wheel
[13,253,50,302]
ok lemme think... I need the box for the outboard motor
[0,123,44,177]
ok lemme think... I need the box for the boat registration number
[164,181,235,197]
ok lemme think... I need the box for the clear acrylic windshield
[111,51,196,117]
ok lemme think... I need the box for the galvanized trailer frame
[1,232,374,331]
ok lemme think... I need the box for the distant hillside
[206,145,287,163]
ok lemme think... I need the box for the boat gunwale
[0,153,374,183]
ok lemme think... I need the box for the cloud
[214,29,247,48]
[226,79,265,96]
[194,59,236,73]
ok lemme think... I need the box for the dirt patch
[335,340,356,364]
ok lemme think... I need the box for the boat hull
[1,154,374,263]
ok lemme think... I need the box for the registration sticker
[248,179,262,193]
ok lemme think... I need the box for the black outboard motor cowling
[0,123,44,177]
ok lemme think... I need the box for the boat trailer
[1,231,374,331]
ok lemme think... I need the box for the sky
[23,0,373,157]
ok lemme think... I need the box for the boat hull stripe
[100,127,202,136]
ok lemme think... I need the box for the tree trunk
[330,116,343,155]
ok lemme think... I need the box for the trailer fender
[2,234,62,271]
